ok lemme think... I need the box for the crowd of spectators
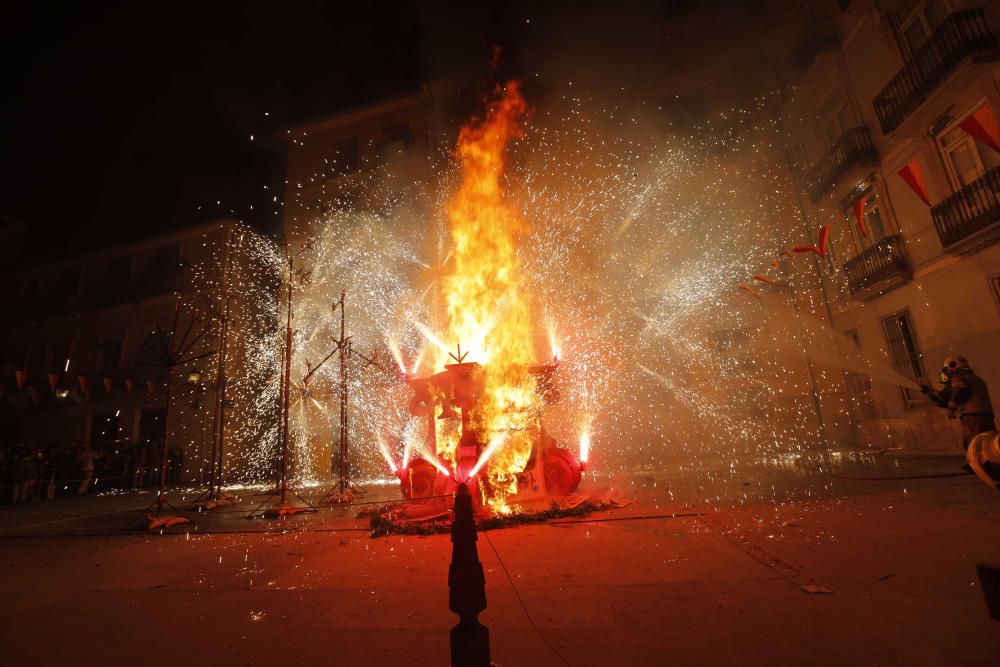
[0,441,184,502]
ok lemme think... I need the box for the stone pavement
[1,451,998,666]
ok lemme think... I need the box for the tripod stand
[320,290,386,504]
[248,237,319,519]
[124,299,217,530]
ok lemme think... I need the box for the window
[898,0,951,58]
[89,255,132,308]
[846,193,889,252]
[990,273,1000,315]
[44,336,73,374]
[49,266,81,312]
[902,19,928,55]
[940,125,986,189]
[880,310,926,408]
[140,244,180,296]
[819,94,852,146]
[825,215,841,265]
[96,332,123,376]
[937,105,1000,193]
[378,123,411,164]
[864,198,887,242]
[381,123,410,148]
[327,138,360,176]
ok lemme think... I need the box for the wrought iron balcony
[932,164,1000,251]
[874,9,995,135]
[843,234,911,299]
[805,127,879,203]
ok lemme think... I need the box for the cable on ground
[796,457,973,481]
[482,529,573,667]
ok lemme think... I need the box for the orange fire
[433,81,539,504]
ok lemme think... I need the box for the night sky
[1,2,428,261]
[1,0,762,263]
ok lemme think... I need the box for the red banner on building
[15,370,26,392]
[48,373,60,393]
[898,159,930,205]
[959,105,1000,152]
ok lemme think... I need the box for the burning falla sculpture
[392,81,583,512]
[398,357,583,512]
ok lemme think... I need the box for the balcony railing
[932,164,1000,250]
[805,127,879,203]
[873,9,995,135]
[843,234,910,297]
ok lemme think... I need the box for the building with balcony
[776,0,1000,450]
[0,220,273,484]
[281,81,461,233]
[931,162,1000,250]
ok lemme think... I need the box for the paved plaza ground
[2,450,999,666]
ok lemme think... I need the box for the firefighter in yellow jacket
[920,355,996,449]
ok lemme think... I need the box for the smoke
[763,299,921,390]
[224,3,887,485]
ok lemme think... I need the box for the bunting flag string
[752,274,777,286]
[741,222,835,302]
[792,223,831,258]
[959,105,1000,152]
[897,158,930,205]
[77,375,90,399]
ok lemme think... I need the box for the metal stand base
[188,489,239,512]
[321,480,367,505]
[261,502,318,519]
[122,496,194,532]
[247,486,319,519]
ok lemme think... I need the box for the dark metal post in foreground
[978,563,1000,621]
[449,483,490,667]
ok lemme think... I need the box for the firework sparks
[198,80,862,508]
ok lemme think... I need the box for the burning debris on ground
[362,492,631,538]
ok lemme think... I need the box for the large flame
[436,81,539,502]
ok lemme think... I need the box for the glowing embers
[399,359,582,512]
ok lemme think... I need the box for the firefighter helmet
[940,355,970,383]
[943,355,970,372]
